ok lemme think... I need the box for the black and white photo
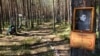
[73,7,94,32]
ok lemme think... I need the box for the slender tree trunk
[31,0,34,29]
[0,0,2,34]
[27,0,31,29]
[25,0,28,29]
[15,0,18,33]
[98,0,100,50]
[53,0,56,32]
[1,0,5,30]
[39,0,42,25]
[63,0,66,24]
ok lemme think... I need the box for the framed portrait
[73,7,94,32]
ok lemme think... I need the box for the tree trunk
[53,0,56,32]
[71,0,96,56]
[0,0,2,34]
[98,0,100,50]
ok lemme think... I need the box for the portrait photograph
[73,7,94,32]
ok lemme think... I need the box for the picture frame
[73,7,94,32]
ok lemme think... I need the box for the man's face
[80,14,86,21]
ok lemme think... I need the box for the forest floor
[0,23,100,56]
[0,22,99,56]
[0,22,71,56]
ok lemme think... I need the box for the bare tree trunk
[98,0,100,50]
[1,0,5,30]
[63,0,66,24]
[30,0,34,29]
[53,0,56,32]
[67,0,72,24]
[0,0,2,34]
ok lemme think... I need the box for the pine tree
[0,0,2,34]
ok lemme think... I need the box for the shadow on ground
[0,39,70,56]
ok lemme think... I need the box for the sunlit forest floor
[0,22,70,56]
[0,22,100,56]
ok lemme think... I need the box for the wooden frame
[73,7,94,32]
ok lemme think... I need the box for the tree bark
[53,0,56,32]
[71,0,96,56]
[0,0,2,34]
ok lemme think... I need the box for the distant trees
[0,0,70,33]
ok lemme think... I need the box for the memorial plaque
[70,31,95,51]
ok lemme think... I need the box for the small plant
[21,37,37,44]
[60,34,69,40]
[22,50,31,55]
[42,50,54,56]
[6,35,14,39]
[0,34,4,38]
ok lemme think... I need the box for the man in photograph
[77,12,90,31]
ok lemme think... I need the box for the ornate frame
[73,7,94,32]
